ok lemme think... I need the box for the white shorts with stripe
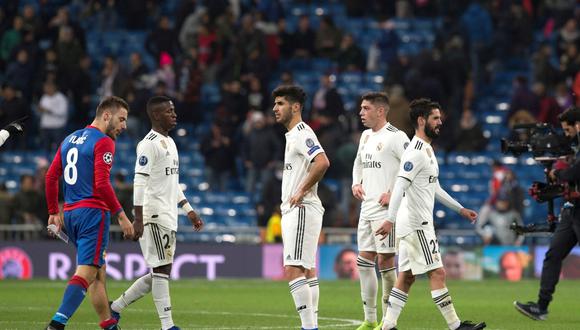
[398,229,443,275]
[281,205,323,269]
[357,218,396,254]
[139,223,176,268]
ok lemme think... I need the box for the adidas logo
[286,255,292,260]
[164,306,172,312]
[297,305,307,312]
[166,151,170,156]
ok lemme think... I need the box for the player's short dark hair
[272,85,307,107]
[96,96,129,117]
[146,95,172,118]
[361,92,390,111]
[560,106,580,124]
[409,98,441,129]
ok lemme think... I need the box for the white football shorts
[281,205,323,269]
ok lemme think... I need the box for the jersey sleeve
[397,149,425,182]
[94,137,123,215]
[391,131,410,161]
[352,132,365,186]
[45,147,63,215]
[134,141,156,175]
[297,130,325,162]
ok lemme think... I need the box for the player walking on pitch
[352,92,410,330]
[375,98,486,330]
[110,96,203,330]
[45,96,134,330]
[273,85,330,330]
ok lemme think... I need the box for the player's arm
[375,176,411,239]
[435,182,477,223]
[177,187,203,231]
[291,152,330,207]
[133,141,156,240]
[94,138,134,239]
[351,133,364,200]
[45,147,64,230]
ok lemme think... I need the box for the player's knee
[401,273,415,286]
[430,267,447,283]
[284,265,305,280]
[377,253,395,268]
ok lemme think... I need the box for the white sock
[307,277,319,327]
[112,273,152,312]
[382,288,407,330]
[152,273,174,330]
[380,267,397,320]
[289,276,315,329]
[357,256,378,323]
[431,288,460,330]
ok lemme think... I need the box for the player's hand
[188,211,203,231]
[378,190,391,207]
[351,184,365,201]
[132,218,144,241]
[118,213,134,240]
[3,115,29,135]
[289,190,306,208]
[47,214,63,236]
[460,208,478,224]
[375,220,394,240]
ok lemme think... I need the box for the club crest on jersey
[305,138,315,148]
[160,140,167,149]
[103,152,113,164]
[403,161,413,172]
[139,155,148,166]
[377,142,383,151]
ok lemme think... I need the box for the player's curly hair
[272,85,307,107]
[409,98,441,128]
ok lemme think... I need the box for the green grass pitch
[0,279,578,329]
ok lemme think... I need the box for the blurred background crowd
[0,0,579,244]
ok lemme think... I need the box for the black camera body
[501,123,575,234]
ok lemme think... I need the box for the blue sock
[52,275,89,325]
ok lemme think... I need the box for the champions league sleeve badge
[138,155,148,166]
[404,161,414,172]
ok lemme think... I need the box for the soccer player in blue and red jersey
[44,96,135,330]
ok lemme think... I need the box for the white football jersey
[353,123,410,221]
[281,122,325,214]
[134,130,181,231]
[395,136,439,237]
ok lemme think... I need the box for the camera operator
[514,107,580,320]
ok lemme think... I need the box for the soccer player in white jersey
[110,96,203,330]
[375,98,486,330]
[352,92,410,330]
[272,85,330,330]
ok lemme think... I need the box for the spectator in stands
[311,74,345,120]
[453,110,487,152]
[35,48,62,96]
[21,4,41,36]
[0,182,11,225]
[146,16,181,62]
[176,48,203,125]
[238,14,266,60]
[534,82,562,126]
[12,28,39,72]
[496,2,533,57]
[56,25,84,92]
[200,121,236,191]
[69,55,93,127]
[174,0,198,33]
[386,86,413,138]
[38,81,68,151]
[292,15,315,58]
[315,16,342,59]
[257,161,282,238]
[4,48,34,99]
[155,52,176,97]
[242,111,281,195]
[0,15,23,66]
[476,191,524,246]
[11,174,43,239]
[337,34,365,72]
[559,43,579,82]
[99,55,130,99]
[280,70,295,86]
[509,76,539,119]
[179,6,208,57]
[277,18,294,59]
[47,7,86,49]
[532,43,559,90]
[221,80,248,125]
[247,76,267,111]
[556,18,580,58]
[554,82,574,110]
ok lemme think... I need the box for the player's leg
[305,268,319,328]
[47,209,109,330]
[373,219,397,324]
[110,273,153,318]
[88,265,119,330]
[381,270,414,330]
[282,206,318,330]
[357,219,379,329]
[152,263,177,330]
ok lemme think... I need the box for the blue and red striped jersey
[46,126,122,215]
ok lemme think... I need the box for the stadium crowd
[0,0,579,237]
